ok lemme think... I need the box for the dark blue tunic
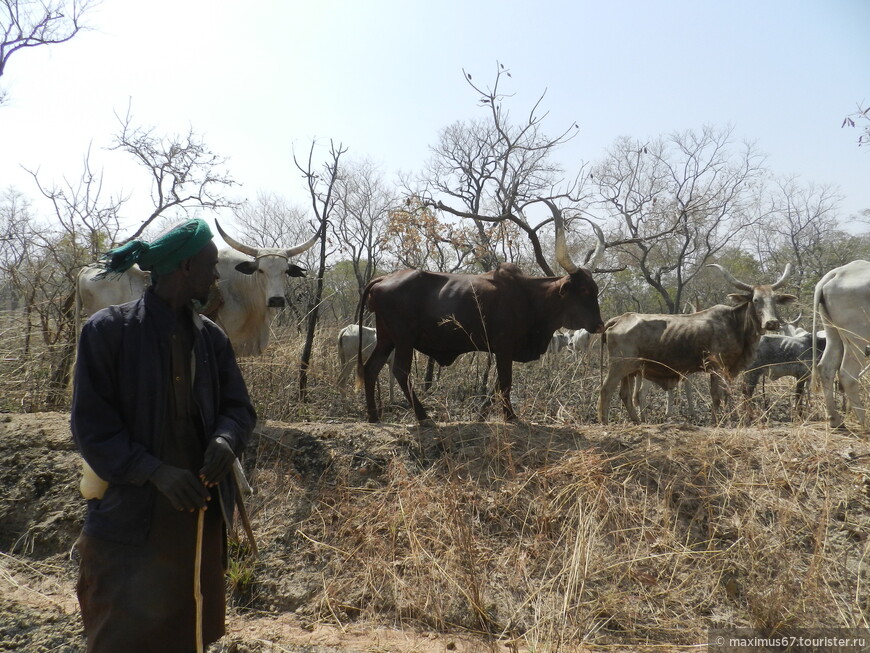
[71,288,256,652]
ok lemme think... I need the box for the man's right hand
[149,465,210,512]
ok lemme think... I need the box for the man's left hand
[200,436,235,487]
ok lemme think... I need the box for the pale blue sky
[1,0,868,230]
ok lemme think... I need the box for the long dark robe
[76,317,227,653]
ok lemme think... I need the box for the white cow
[212,220,318,356]
[546,332,570,356]
[74,264,151,333]
[337,324,395,401]
[567,328,592,355]
[812,260,870,429]
[73,221,319,357]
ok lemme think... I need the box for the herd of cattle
[74,218,870,432]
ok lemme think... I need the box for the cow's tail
[810,273,829,402]
[355,278,379,390]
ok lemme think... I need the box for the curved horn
[285,229,321,258]
[706,264,753,292]
[546,199,578,274]
[579,216,606,271]
[771,263,792,290]
[786,311,802,325]
[215,220,259,258]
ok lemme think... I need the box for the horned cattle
[212,220,318,356]
[812,259,870,429]
[743,330,825,414]
[599,264,795,424]
[358,209,605,423]
[73,223,318,357]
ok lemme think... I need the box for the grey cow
[743,329,826,415]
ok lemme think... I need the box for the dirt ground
[1,411,867,653]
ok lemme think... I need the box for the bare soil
[1,412,868,652]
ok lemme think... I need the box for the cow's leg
[388,346,430,423]
[838,346,866,429]
[665,387,677,420]
[794,375,808,418]
[620,375,642,423]
[599,359,635,425]
[387,352,396,405]
[743,370,760,400]
[683,378,697,420]
[631,377,649,420]
[363,343,395,422]
[710,373,731,424]
[818,330,845,429]
[337,357,353,387]
[494,355,517,421]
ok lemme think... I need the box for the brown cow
[358,210,605,424]
[598,264,795,425]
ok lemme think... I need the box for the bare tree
[593,125,768,313]
[417,62,596,275]
[0,186,33,309]
[748,177,841,302]
[331,158,394,295]
[233,191,308,249]
[2,153,125,399]
[110,106,239,240]
[294,139,344,401]
[0,0,94,104]
[25,145,125,259]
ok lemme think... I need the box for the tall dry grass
[238,420,869,650]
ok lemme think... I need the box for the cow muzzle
[763,320,781,331]
[268,296,286,308]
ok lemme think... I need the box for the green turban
[97,219,214,279]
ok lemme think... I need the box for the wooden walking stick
[194,507,205,653]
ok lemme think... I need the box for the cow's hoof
[417,418,437,429]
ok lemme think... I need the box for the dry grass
[2,314,869,650]
[236,418,870,651]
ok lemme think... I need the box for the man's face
[186,240,220,305]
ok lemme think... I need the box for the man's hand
[149,465,210,512]
[199,436,235,487]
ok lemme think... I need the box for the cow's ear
[235,261,258,276]
[776,293,797,305]
[727,293,751,305]
[286,264,307,278]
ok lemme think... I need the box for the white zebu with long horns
[212,220,319,356]
[812,259,870,430]
[74,222,320,357]
[599,264,795,425]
